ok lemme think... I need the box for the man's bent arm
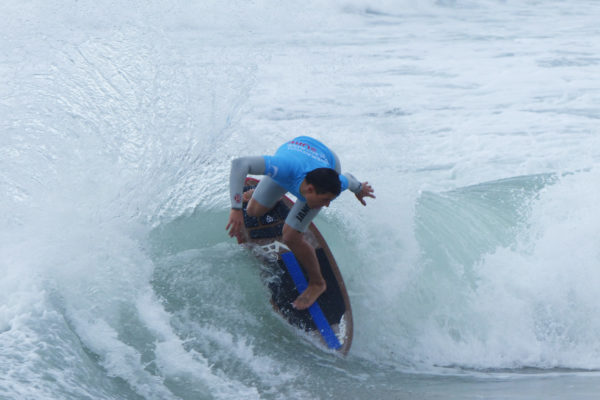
[230,156,266,209]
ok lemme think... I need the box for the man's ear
[305,183,316,194]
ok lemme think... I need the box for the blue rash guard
[263,136,349,201]
[229,136,362,213]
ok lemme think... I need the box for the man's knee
[246,199,268,217]
[282,224,303,247]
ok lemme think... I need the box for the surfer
[226,136,375,310]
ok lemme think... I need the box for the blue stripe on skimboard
[280,251,342,350]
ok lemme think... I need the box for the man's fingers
[356,182,375,206]
[356,193,367,206]
[226,220,240,237]
[362,182,375,200]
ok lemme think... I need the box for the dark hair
[305,168,341,196]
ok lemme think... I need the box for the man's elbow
[231,157,244,170]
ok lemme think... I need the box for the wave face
[2,0,600,399]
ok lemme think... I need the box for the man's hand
[226,209,244,240]
[355,181,375,206]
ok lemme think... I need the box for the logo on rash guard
[289,140,317,152]
[287,140,329,164]
[295,204,311,223]
[268,165,278,178]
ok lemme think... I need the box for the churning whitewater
[1,1,600,399]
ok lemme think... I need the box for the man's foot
[292,282,326,310]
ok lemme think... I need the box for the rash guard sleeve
[341,172,362,194]
[230,156,266,209]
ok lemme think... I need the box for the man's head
[303,168,341,208]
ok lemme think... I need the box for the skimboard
[239,177,353,355]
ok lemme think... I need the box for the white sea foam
[2,1,600,399]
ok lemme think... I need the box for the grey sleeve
[230,156,266,209]
[342,172,362,194]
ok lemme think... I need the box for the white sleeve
[342,172,362,194]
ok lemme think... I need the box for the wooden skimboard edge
[240,177,353,355]
[306,220,353,355]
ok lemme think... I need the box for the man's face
[305,190,337,209]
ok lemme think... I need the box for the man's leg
[282,224,327,310]
[246,177,287,217]
[246,196,271,217]
[282,201,325,310]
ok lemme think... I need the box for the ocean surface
[2,1,600,399]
